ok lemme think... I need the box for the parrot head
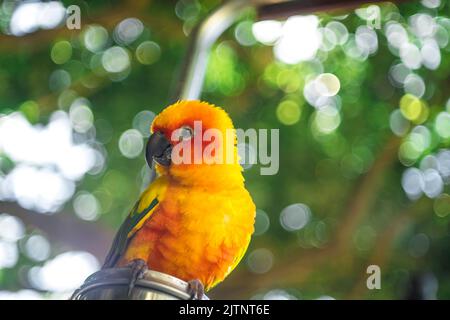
[146,100,243,186]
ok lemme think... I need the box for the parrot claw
[126,258,148,297]
[187,279,205,300]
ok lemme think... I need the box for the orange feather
[117,100,256,291]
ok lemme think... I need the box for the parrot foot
[125,258,148,297]
[187,279,205,300]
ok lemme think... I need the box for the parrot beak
[146,131,172,167]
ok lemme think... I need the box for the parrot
[102,100,256,299]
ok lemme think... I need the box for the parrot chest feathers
[122,182,255,290]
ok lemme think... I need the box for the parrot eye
[174,126,194,141]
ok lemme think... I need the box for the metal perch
[70,268,209,300]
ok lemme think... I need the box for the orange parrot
[102,100,256,299]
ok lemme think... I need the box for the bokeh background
[0,0,449,300]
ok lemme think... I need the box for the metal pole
[171,0,254,101]
[257,0,401,20]
[171,0,401,102]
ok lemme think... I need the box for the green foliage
[0,0,449,299]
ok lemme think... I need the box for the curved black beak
[145,131,172,168]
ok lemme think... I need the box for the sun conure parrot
[102,100,256,299]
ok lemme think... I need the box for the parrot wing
[101,177,167,269]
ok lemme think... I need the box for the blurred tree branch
[346,209,411,298]
[346,197,431,299]
[0,201,113,261]
[0,0,183,53]
[335,136,402,247]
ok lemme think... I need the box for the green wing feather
[101,197,159,269]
